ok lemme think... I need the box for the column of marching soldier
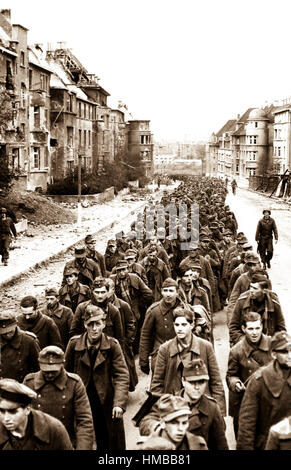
[0,176,289,450]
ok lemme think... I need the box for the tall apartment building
[128,120,154,177]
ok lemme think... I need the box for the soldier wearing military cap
[139,278,188,375]
[0,378,73,450]
[140,359,228,449]
[0,311,40,382]
[39,287,73,349]
[226,253,262,325]
[150,307,226,417]
[65,305,130,450]
[23,346,94,450]
[84,234,106,277]
[138,237,171,273]
[69,277,124,347]
[179,246,217,312]
[255,208,278,269]
[229,274,286,346]
[140,245,171,302]
[177,264,211,314]
[104,239,124,273]
[62,245,101,288]
[0,206,17,266]
[59,266,91,313]
[226,311,273,438]
[17,296,63,350]
[111,248,148,286]
[110,259,153,355]
[237,331,291,450]
[227,250,259,299]
[138,393,207,450]
[106,277,137,391]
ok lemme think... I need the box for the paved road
[125,185,291,450]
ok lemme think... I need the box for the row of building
[0,9,154,191]
[205,99,291,183]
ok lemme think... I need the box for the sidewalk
[0,193,149,288]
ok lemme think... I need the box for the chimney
[0,9,12,36]
[237,114,240,120]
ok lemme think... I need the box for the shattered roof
[0,25,11,47]
[28,46,52,73]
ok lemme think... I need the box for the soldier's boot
[3,260,8,266]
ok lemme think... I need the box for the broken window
[33,147,40,169]
[67,126,73,147]
[12,148,20,171]
[34,106,40,127]
[6,60,14,90]
[20,51,25,67]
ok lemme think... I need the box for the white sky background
[5,0,291,142]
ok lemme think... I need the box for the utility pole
[77,153,82,226]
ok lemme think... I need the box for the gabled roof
[28,46,52,73]
[216,119,236,137]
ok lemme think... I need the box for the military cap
[107,239,116,246]
[242,242,253,251]
[263,209,271,215]
[124,249,138,259]
[115,259,129,270]
[270,331,291,351]
[224,229,233,236]
[38,346,65,371]
[0,207,7,213]
[92,276,108,289]
[186,262,202,271]
[237,236,248,245]
[74,245,86,257]
[200,236,211,243]
[245,252,260,264]
[187,241,198,250]
[182,359,209,382]
[250,272,269,284]
[137,436,175,450]
[83,305,105,324]
[162,278,178,289]
[0,378,37,406]
[0,312,17,334]
[45,287,58,297]
[85,234,95,244]
[64,266,79,276]
[20,296,37,308]
[157,394,191,422]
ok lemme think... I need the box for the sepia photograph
[0,0,291,457]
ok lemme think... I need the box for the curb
[0,200,146,289]
[238,186,291,210]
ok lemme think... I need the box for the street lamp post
[77,152,82,226]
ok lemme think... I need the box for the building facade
[127,120,154,177]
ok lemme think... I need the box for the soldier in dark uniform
[0,207,17,266]
[58,266,91,313]
[0,379,73,450]
[23,346,93,450]
[139,359,228,450]
[255,209,278,269]
[62,245,101,288]
[84,234,106,276]
[226,312,272,438]
[104,239,124,273]
[18,296,62,350]
[0,312,40,382]
[65,306,129,450]
[39,287,74,349]
[237,332,291,450]
[139,393,207,450]
[69,277,124,345]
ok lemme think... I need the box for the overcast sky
[5,0,291,142]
